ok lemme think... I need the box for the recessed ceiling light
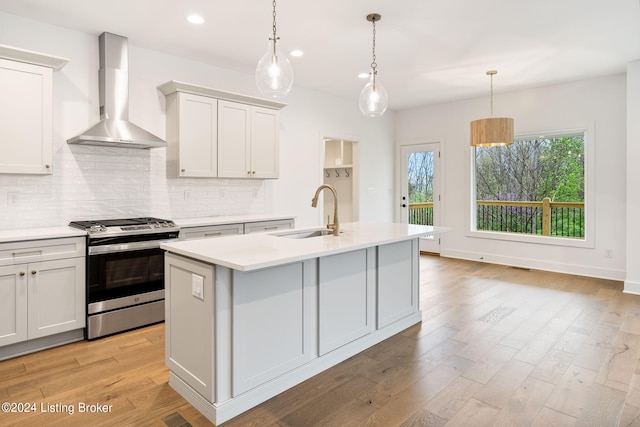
[187,14,204,24]
[358,72,370,79]
[290,49,304,57]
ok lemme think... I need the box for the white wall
[625,61,640,293]
[0,12,395,230]
[396,75,627,281]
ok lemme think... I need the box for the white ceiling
[1,0,639,110]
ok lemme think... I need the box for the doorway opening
[322,138,359,224]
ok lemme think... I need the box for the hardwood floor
[2,255,640,426]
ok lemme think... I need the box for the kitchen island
[161,221,444,424]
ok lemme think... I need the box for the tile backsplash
[0,142,265,229]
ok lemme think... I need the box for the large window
[473,132,585,241]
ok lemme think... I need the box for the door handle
[402,204,407,208]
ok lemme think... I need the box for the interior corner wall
[395,74,627,281]
[625,61,640,293]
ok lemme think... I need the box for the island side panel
[232,261,315,396]
[318,248,376,355]
[377,239,419,328]
[165,253,215,402]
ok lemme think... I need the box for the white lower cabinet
[27,257,85,339]
[0,264,28,346]
[179,218,295,241]
[243,219,294,234]
[0,237,85,348]
[179,223,243,240]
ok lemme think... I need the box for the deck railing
[476,198,584,238]
[409,198,585,238]
[408,202,434,226]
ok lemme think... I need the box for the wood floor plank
[575,383,626,426]
[595,330,640,392]
[544,364,599,418]
[357,355,474,426]
[444,398,500,426]
[276,375,377,427]
[398,409,447,427]
[461,344,518,385]
[422,376,484,419]
[529,348,576,385]
[530,406,578,427]
[492,376,555,426]
[472,359,536,409]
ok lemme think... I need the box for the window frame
[467,125,595,249]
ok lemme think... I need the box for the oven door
[87,246,166,304]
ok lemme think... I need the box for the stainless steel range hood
[67,32,167,149]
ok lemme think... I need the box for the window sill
[467,229,593,249]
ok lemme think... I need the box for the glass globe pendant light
[255,0,293,98]
[359,13,388,117]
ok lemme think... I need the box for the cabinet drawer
[0,237,86,267]
[243,219,294,234]
[179,223,243,240]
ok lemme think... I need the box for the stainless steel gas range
[69,217,179,339]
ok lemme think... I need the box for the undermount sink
[273,228,335,239]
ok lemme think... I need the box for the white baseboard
[624,280,640,295]
[440,249,625,281]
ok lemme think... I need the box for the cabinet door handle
[31,270,37,275]
[204,232,222,236]
[252,171,256,174]
[264,226,279,230]
[181,168,186,172]
[45,164,51,169]
[12,250,42,257]
[247,171,251,175]
[19,271,26,277]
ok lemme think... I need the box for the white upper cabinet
[218,101,279,179]
[165,92,218,178]
[0,45,68,175]
[158,81,285,179]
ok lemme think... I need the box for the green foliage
[475,134,585,238]
[476,135,584,202]
[407,151,434,203]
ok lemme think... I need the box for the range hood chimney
[67,32,167,149]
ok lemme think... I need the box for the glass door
[400,143,440,253]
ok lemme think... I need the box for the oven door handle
[88,239,179,255]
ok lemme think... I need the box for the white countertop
[173,214,295,228]
[0,226,87,243]
[162,222,448,272]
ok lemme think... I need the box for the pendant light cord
[271,0,279,54]
[371,18,377,72]
[370,16,378,91]
[490,72,494,117]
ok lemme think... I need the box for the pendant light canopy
[470,70,514,147]
[255,0,293,98]
[359,13,388,117]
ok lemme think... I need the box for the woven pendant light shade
[470,117,514,147]
[470,70,513,147]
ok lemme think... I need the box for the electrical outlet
[605,249,613,259]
